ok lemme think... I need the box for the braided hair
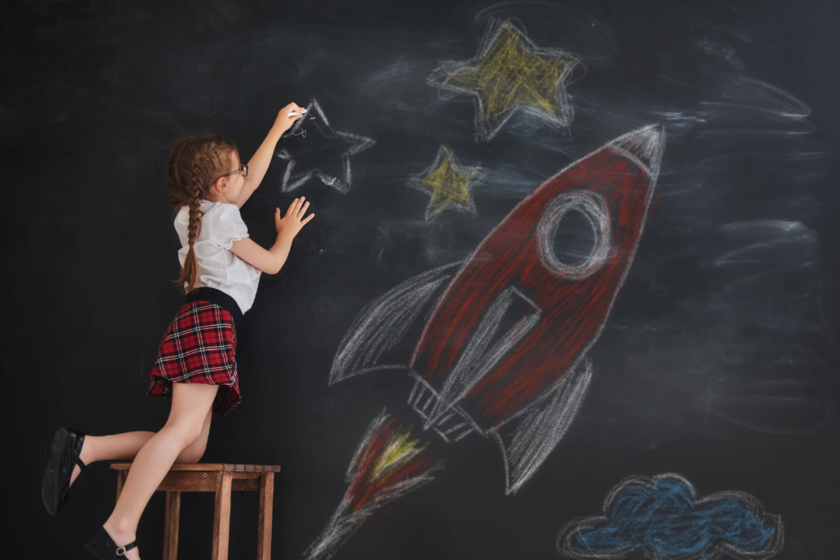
[166,134,239,292]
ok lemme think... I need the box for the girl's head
[166,134,245,292]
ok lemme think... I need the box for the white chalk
[288,109,308,117]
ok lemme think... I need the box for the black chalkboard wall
[6,0,840,558]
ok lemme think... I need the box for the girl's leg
[71,409,213,484]
[177,408,212,463]
[101,383,218,559]
[72,432,155,485]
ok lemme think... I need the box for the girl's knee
[165,417,206,446]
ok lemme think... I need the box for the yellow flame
[371,427,427,482]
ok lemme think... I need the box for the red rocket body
[329,125,664,494]
[410,126,662,431]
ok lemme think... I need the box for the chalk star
[276,99,375,194]
[427,19,582,141]
[408,146,485,221]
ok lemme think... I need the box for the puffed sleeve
[209,203,249,250]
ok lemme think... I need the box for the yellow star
[427,19,582,141]
[408,146,485,221]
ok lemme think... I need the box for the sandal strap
[76,457,86,470]
[116,541,137,556]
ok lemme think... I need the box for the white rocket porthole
[537,191,611,280]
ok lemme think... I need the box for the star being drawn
[407,145,486,221]
[427,18,583,141]
[276,99,376,194]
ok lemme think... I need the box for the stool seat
[111,463,282,472]
[110,462,279,560]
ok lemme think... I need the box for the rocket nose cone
[608,124,665,181]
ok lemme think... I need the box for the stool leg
[163,491,181,560]
[212,472,233,560]
[257,473,275,560]
[116,471,126,501]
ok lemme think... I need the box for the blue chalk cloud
[556,474,783,560]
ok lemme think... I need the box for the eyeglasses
[214,163,248,183]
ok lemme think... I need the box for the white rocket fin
[491,358,593,495]
[425,286,542,430]
[329,262,461,385]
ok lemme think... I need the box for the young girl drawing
[41,102,313,560]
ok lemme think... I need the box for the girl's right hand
[275,197,314,238]
[274,102,306,135]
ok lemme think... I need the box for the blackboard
[6,0,839,558]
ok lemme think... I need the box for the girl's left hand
[274,102,306,134]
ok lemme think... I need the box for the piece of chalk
[287,109,307,117]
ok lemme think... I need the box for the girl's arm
[229,236,291,275]
[236,102,305,208]
[230,197,314,274]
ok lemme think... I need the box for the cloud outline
[556,473,784,560]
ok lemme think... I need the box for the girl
[41,102,314,560]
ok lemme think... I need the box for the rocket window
[537,191,611,280]
[550,208,596,267]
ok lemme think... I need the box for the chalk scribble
[304,410,441,560]
[427,18,584,141]
[407,145,486,221]
[308,125,665,558]
[556,473,784,560]
[276,98,376,194]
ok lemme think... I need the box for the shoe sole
[41,427,68,517]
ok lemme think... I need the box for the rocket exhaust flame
[305,410,443,560]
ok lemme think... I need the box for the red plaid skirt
[148,300,240,416]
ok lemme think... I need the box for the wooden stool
[110,463,280,560]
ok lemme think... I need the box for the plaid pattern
[148,301,241,416]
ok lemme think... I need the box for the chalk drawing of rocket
[306,125,665,559]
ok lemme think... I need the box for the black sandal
[83,527,138,559]
[41,427,86,516]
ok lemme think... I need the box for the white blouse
[174,200,262,313]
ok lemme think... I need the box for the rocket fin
[330,262,462,385]
[425,286,542,430]
[491,358,593,495]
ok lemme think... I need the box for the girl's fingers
[283,197,309,222]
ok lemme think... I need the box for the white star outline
[276,99,376,194]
